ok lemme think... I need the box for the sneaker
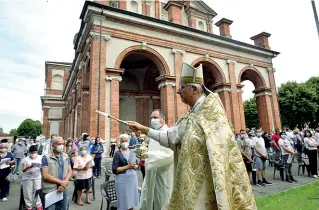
[2,197,7,202]
[312,175,318,179]
[262,180,273,186]
[256,181,266,187]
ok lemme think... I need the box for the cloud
[0,0,318,132]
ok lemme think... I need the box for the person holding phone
[21,145,43,210]
[73,145,94,206]
[112,134,139,210]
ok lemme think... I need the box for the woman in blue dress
[0,143,15,202]
[112,134,139,210]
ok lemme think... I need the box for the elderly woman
[112,134,139,210]
[0,143,14,202]
[21,145,43,210]
[73,145,94,206]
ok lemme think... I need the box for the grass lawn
[256,181,319,210]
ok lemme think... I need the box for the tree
[278,81,318,129]
[244,98,259,129]
[9,128,18,136]
[305,77,319,127]
[17,119,42,139]
[0,126,3,134]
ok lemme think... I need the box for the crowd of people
[0,133,107,209]
[235,127,319,187]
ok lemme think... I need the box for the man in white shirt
[278,131,297,183]
[314,128,319,144]
[139,109,174,210]
[252,129,272,187]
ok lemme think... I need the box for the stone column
[88,33,111,138]
[42,106,50,138]
[172,49,188,120]
[237,85,246,130]
[105,73,123,157]
[267,67,282,130]
[227,59,241,132]
[158,80,176,127]
[144,0,151,16]
[255,91,274,133]
[215,87,232,123]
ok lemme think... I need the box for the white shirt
[314,132,319,144]
[278,138,293,155]
[252,137,266,157]
[21,155,42,181]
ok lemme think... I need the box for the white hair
[119,134,129,141]
[185,83,204,95]
[51,136,64,144]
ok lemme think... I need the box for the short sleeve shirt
[41,154,70,180]
[21,155,42,180]
[252,137,266,157]
[278,139,292,155]
[237,138,251,158]
[73,155,94,180]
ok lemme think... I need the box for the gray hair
[119,134,129,141]
[51,136,64,145]
[152,109,166,118]
[185,83,204,95]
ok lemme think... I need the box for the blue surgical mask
[0,148,7,153]
[257,132,262,137]
[281,135,287,139]
[80,150,87,155]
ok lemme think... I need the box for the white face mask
[30,153,36,159]
[151,118,162,130]
[121,142,129,149]
[56,145,64,152]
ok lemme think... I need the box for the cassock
[148,93,256,210]
[139,125,174,210]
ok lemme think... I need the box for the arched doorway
[239,66,274,133]
[118,50,164,132]
[191,58,231,120]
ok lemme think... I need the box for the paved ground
[1,157,317,210]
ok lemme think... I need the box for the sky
[0,0,318,133]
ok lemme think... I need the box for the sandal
[86,200,91,204]
[77,202,83,206]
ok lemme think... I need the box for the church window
[130,0,138,13]
[51,74,63,90]
[109,0,119,8]
[198,21,205,31]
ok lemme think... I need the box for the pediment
[187,0,217,17]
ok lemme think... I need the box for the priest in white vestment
[139,109,174,210]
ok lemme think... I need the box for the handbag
[6,170,16,183]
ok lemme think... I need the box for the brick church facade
[41,0,281,141]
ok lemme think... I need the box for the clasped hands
[58,180,69,192]
[127,162,138,170]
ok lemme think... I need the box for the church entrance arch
[238,66,274,133]
[116,47,168,132]
[191,58,232,120]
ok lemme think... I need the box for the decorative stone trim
[250,64,254,67]
[255,92,272,97]
[141,42,148,49]
[267,67,276,72]
[86,52,90,59]
[135,96,151,99]
[89,32,111,41]
[227,59,237,64]
[76,79,81,85]
[158,81,176,89]
[205,54,210,59]
[145,0,152,6]
[86,36,92,44]
[42,106,50,109]
[71,89,75,94]
[172,49,185,55]
[79,61,86,70]
[215,88,231,93]
[82,91,90,95]
[105,75,122,81]
[152,96,161,99]
[62,106,66,109]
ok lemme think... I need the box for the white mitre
[180,63,204,84]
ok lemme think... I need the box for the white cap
[180,63,204,84]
